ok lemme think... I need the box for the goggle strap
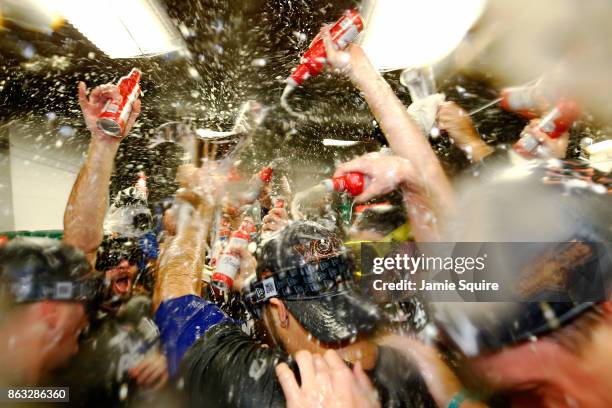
[0,280,96,303]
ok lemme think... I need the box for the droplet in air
[188,67,201,80]
[251,58,267,67]
[119,383,128,401]
[22,44,35,59]
[59,125,75,137]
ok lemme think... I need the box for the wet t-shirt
[52,295,164,407]
[180,322,435,408]
[181,323,291,408]
[154,294,232,378]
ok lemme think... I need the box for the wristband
[448,390,467,408]
[448,389,480,408]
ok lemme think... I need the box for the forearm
[402,189,443,243]
[380,336,488,408]
[63,138,119,256]
[155,203,213,309]
[350,65,455,219]
[390,159,452,242]
[468,142,495,163]
[451,128,494,163]
[400,166,451,242]
[421,360,487,408]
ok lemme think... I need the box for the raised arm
[153,197,213,311]
[379,335,488,408]
[63,82,141,261]
[322,30,454,223]
[437,102,494,163]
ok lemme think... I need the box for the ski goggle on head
[94,237,143,272]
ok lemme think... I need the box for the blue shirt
[154,294,231,377]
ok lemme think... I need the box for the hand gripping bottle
[97,68,142,137]
[210,213,232,267]
[514,98,581,158]
[324,172,369,197]
[285,9,364,90]
[260,196,287,241]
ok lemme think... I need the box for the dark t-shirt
[180,323,290,408]
[52,296,162,407]
[180,323,435,408]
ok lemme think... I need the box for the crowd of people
[0,27,611,408]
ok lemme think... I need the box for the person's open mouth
[112,273,132,295]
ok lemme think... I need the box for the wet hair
[351,203,407,237]
[548,304,608,355]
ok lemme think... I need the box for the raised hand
[230,246,257,291]
[437,102,493,162]
[334,152,420,203]
[262,207,290,234]
[78,81,141,140]
[276,350,380,408]
[520,118,569,159]
[320,25,371,82]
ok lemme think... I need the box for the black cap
[0,238,97,304]
[434,160,612,356]
[244,221,380,344]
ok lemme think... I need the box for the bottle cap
[211,273,233,291]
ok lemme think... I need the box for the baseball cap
[434,159,612,356]
[243,220,381,344]
[0,237,98,304]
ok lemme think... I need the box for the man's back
[180,323,435,408]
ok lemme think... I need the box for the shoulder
[181,323,292,408]
[154,295,231,377]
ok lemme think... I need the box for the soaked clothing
[154,294,232,377]
[181,323,291,408]
[155,295,434,407]
[180,322,436,408]
[52,296,163,407]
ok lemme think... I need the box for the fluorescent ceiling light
[48,0,185,58]
[359,0,486,71]
[0,0,64,33]
[585,139,612,173]
[322,139,361,147]
[585,139,612,157]
[195,129,238,140]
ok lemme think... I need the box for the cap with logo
[243,220,381,344]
